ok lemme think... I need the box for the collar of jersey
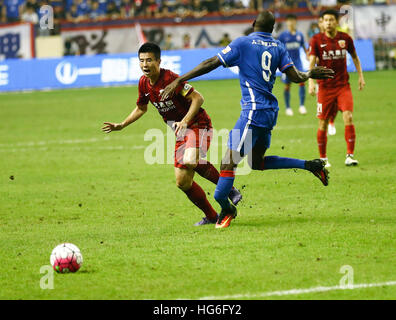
[250,31,273,38]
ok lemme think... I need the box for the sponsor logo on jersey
[222,46,231,54]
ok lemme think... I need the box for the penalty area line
[191,281,396,300]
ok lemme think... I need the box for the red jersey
[136,68,210,126]
[309,31,355,88]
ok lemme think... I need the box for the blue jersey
[277,30,305,70]
[217,32,294,114]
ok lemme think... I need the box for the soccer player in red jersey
[308,9,365,167]
[102,43,242,226]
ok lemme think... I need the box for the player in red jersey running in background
[308,9,365,168]
[102,43,242,226]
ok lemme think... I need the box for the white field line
[0,137,111,148]
[190,281,396,300]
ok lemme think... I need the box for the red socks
[345,124,356,155]
[183,181,217,220]
[317,129,327,158]
[194,162,220,185]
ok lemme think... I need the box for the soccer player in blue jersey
[160,11,334,229]
[278,14,308,116]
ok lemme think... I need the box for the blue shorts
[227,109,278,157]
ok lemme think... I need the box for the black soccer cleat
[305,159,329,186]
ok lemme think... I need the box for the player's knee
[318,119,328,131]
[175,176,192,191]
[343,111,353,125]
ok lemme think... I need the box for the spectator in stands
[4,0,24,23]
[191,0,208,18]
[202,0,219,13]
[219,33,231,47]
[107,1,121,19]
[305,0,321,16]
[134,0,147,16]
[161,33,176,50]
[284,0,298,8]
[174,0,191,20]
[146,0,160,17]
[220,0,237,16]
[52,4,65,34]
[182,33,191,48]
[0,1,6,23]
[120,0,135,18]
[307,21,320,41]
[90,0,107,20]
[21,4,39,24]
[25,0,40,12]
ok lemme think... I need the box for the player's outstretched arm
[160,56,222,100]
[173,90,204,137]
[351,51,365,91]
[285,65,334,84]
[102,104,147,133]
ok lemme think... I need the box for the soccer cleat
[228,187,242,206]
[305,159,329,186]
[285,108,294,116]
[299,105,307,115]
[328,123,336,136]
[320,157,331,168]
[215,205,237,229]
[194,215,218,226]
[345,154,359,166]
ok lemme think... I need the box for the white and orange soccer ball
[50,243,83,273]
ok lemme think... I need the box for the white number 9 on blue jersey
[261,51,272,82]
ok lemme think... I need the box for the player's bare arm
[173,90,204,137]
[308,54,318,96]
[160,56,222,100]
[350,50,365,91]
[102,104,148,133]
[285,65,334,84]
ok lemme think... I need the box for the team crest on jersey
[338,40,346,48]
[222,46,231,54]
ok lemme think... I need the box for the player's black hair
[252,11,275,33]
[321,9,339,20]
[285,14,297,20]
[138,42,161,60]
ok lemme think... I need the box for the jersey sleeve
[278,42,294,72]
[346,34,356,55]
[136,77,149,106]
[167,71,195,97]
[175,82,194,97]
[299,32,306,49]
[308,35,319,57]
[217,37,243,68]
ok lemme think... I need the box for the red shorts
[317,84,353,120]
[174,118,212,169]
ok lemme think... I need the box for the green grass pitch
[1,70,395,300]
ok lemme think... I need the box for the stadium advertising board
[0,41,375,92]
[354,4,396,40]
[0,23,35,60]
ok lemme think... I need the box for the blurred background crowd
[1,0,395,25]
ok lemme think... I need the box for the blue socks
[261,156,306,170]
[299,84,306,106]
[284,88,291,109]
[214,170,235,211]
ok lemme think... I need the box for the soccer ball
[50,243,83,273]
